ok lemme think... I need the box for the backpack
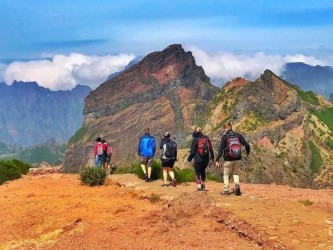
[226,133,242,159]
[106,144,112,156]
[197,136,210,157]
[97,143,104,156]
[164,141,177,158]
[140,137,156,157]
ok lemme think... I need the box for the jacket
[216,129,250,162]
[138,133,156,157]
[187,131,214,162]
[94,142,107,157]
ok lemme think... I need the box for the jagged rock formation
[64,44,218,173]
[0,82,91,146]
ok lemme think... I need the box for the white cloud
[188,46,324,85]
[3,53,135,90]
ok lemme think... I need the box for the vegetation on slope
[0,159,31,185]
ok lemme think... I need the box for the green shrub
[207,173,223,182]
[114,164,134,174]
[174,167,196,183]
[133,160,163,180]
[0,159,32,185]
[298,199,313,206]
[80,167,107,186]
[308,140,323,174]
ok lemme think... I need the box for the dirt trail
[0,173,332,250]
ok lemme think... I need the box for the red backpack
[227,133,241,159]
[197,136,210,157]
[106,144,112,156]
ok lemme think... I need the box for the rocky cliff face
[0,82,91,146]
[64,44,218,172]
[206,70,333,188]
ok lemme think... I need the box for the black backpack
[164,141,177,158]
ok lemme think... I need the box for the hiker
[215,122,250,196]
[94,137,107,168]
[187,126,214,191]
[102,139,113,174]
[160,132,177,187]
[138,127,156,182]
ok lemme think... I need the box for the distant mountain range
[0,81,91,146]
[281,62,333,99]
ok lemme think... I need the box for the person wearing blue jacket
[138,127,156,182]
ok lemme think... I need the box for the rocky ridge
[64,44,218,173]
[64,45,333,188]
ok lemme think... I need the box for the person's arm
[187,138,197,162]
[93,144,97,157]
[152,137,156,156]
[208,137,214,161]
[160,138,163,149]
[175,144,178,161]
[216,135,226,162]
[138,137,142,156]
[103,144,107,156]
[239,134,250,155]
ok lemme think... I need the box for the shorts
[161,158,175,168]
[140,156,153,167]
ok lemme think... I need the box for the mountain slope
[206,70,333,188]
[64,44,218,172]
[0,82,91,146]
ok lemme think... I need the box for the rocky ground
[0,173,332,250]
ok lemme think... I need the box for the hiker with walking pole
[215,122,250,196]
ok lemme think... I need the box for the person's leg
[223,161,231,194]
[194,162,202,190]
[147,158,153,181]
[163,167,168,185]
[169,160,176,187]
[140,157,148,180]
[232,160,241,195]
[201,161,209,191]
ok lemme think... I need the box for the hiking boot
[221,190,230,195]
[171,179,177,187]
[142,173,148,181]
[145,178,152,182]
[234,184,241,196]
[162,183,169,187]
[201,184,206,191]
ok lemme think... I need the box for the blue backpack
[140,136,155,157]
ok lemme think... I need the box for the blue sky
[1,0,333,90]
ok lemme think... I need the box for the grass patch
[0,159,31,185]
[298,199,313,206]
[80,167,107,186]
[207,173,223,182]
[68,126,88,145]
[308,140,323,174]
[325,138,333,150]
[311,107,333,133]
[174,167,196,183]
